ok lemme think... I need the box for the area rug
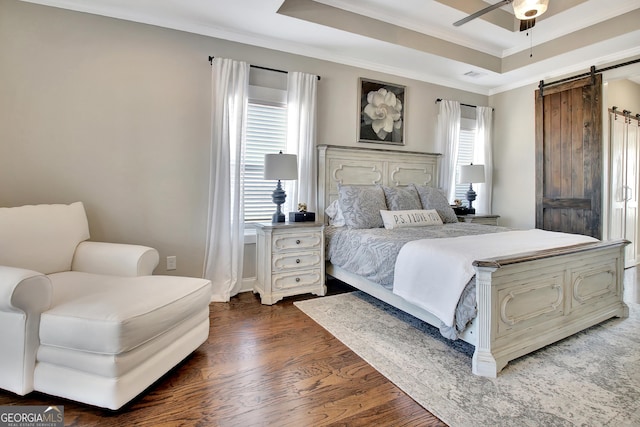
[294,292,640,427]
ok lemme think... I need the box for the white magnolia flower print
[363,88,403,140]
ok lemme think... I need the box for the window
[244,87,288,222]
[454,118,477,206]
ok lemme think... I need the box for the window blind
[244,102,288,222]
[454,128,476,205]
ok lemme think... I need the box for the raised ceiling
[19,0,640,94]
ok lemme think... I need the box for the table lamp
[459,164,485,214]
[264,151,298,223]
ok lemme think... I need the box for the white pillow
[325,199,346,227]
[380,209,443,229]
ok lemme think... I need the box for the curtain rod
[435,98,494,111]
[208,56,320,80]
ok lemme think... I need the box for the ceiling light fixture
[512,0,549,20]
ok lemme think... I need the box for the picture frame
[357,78,406,145]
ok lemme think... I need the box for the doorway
[606,77,640,268]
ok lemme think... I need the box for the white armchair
[0,202,212,409]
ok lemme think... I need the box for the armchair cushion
[40,272,211,354]
[0,202,89,274]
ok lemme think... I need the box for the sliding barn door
[535,74,603,239]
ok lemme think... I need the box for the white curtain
[286,72,318,213]
[203,57,249,302]
[437,100,461,201]
[475,106,493,214]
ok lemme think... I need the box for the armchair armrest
[0,266,52,314]
[71,241,160,277]
[0,266,52,395]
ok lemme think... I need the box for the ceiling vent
[463,71,485,78]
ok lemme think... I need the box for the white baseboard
[240,276,257,293]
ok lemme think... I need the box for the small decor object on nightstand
[264,151,298,223]
[289,202,316,222]
[459,164,485,214]
[452,199,471,215]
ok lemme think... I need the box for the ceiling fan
[453,0,549,31]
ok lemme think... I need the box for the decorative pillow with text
[380,209,444,229]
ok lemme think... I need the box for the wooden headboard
[317,145,441,223]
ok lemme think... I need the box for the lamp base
[466,184,477,215]
[271,180,287,223]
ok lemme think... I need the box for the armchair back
[0,202,90,274]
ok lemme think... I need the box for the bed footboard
[472,239,629,377]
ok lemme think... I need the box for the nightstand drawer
[273,251,322,271]
[273,269,323,290]
[273,232,322,252]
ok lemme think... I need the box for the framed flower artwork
[357,78,405,145]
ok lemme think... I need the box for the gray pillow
[410,184,458,223]
[338,185,387,229]
[381,185,422,211]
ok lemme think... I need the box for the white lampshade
[512,0,549,20]
[264,152,298,180]
[459,164,485,184]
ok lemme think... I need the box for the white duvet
[392,229,598,327]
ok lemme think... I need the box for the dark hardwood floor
[0,279,445,426]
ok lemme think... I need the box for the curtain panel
[437,100,461,201]
[286,72,318,213]
[203,57,249,302]
[475,106,493,214]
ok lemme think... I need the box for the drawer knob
[296,259,301,264]
[296,239,301,244]
[295,277,301,282]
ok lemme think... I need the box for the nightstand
[254,222,326,305]
[457,214,500,226]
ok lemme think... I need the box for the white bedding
[392,229,598,327]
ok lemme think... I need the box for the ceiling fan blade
[453,0,512,27]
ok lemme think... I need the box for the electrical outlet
[166,256,177,271]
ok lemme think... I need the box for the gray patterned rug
[294,292,640,427]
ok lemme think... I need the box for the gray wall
[607,79,640,116]
[0,0,488,279]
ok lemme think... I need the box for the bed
[318,144,629,377]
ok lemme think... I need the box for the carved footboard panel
[472,240,629,377]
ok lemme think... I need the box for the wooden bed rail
[473,239,630,268]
